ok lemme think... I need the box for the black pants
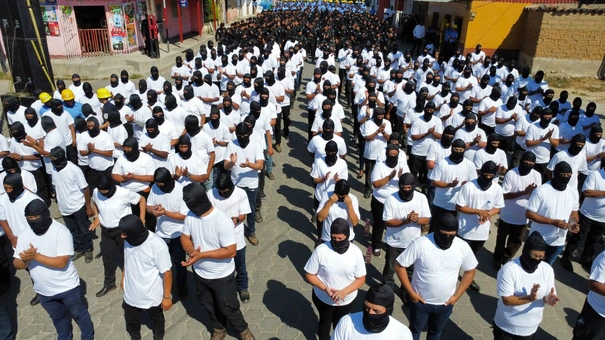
[430,205,456,233]
[274,112,283,145]
[282,105,291,140]
[370,196,386,249]
[308,109,317,142]
[63,205,94,253]
[312,290,354,340]
[563,212,605,263]
[479,123,495,136]
[194,271,248,333]
[461,237,485,255]
[345,80,353,106]
[338,69,347,93]
[30,168,50,207]
[498,134,516,169]
[493,321,535,340]
[132,189,156,232]
[66,144,78,165]
[357,132,366,172]
[0,236,10,289]
[256,171,264,211]
[352,104,359,136]
[100,227,124,288]
[533,162,548,184]
[87,167,113,194]
[493,219,528,264]
[511,143,526,170]
[573,298,605,340]
[382,244,405,289]
[409,154,427,184]
[364,158,376,193]
[123,302,165,340]
[163,237,187,291]
[411,38,423,56]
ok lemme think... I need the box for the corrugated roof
[525,4,605,11]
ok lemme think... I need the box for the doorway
[74,6,110,56]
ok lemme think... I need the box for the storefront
[42,0,204,59]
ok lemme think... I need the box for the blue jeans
[265,142,273,174]
[295,69,302,90]
[409,302,453,340]
[544,244,564,266]
[0,302,13,340]
[241,187,258,235]
[234,247,249,291]
[163,237,187,289]
[203,168,214,191]
[38,286,95,340]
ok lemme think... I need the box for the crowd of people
[1,2,605,340]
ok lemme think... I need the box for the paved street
[0,60,598,340]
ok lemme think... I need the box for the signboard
[41,5,60,36]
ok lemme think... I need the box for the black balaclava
[441,126,455,148]
[551,161,572,191]
[567,110,580,127]
[150,66,159,81]
[175,76,184,91]
[373,107,385,127]
[118,215,149,247]
[152,107,165,125]
[24,108,38,128]
[163,81,173,96]
[185,115,201,137]
[242,75,252,88]
[41,116,56,133]
[223,97,233,114]
[82,103,94,118]
[265,71,276,86]
[216,173,235,199]
[539,109,552,129]
[465,113,477,132]
[385,144,399,168]
[74,116,87,133]
[449,139,466,164]
[210,106,221,129]
[506,97,517,110]
[250,102,262,119]
[324,141,338,167]
[183,182,213,216]
[107,108,122,128]
[330,218,350,254]
[586,102,597,117]
[334,179,350,203]
[147,90,158,106]
[98,175,116,198]
[50,146,68,171]
[175,56,184,68]
[423,102,435,122]
[56,79,66,93]
[461,99,473,116]
[529,107,542,123]
[123,137,140,162]
[72,73,81,87]
[477,161,497,191]
[110,74,119,88]
[589,126,603,144]
[177,135,192,160]
[518,151,536,176]
[227,81,236,96]
[259,89,270,107]
[10,122,27,142]
[568,134,586,157]
[120,70,129,84]
[322,119,335,140]
[138,79,148,95]
[83,82,94,99]
[24,199,53,236]
[146,118,160,139]
[50,99,64,116]
[87,117,100,138]
[154,167,175,194]
[165,94,178,111]
[398,173,416,202]
[2,158,20,174]
[519,231,547,273]
[130,95,143,111]
[485,133,499,155]
[4,173,24,203]
[236,122,251,148]
[363,284,395,333]
[183,85,195,100]
[321,99,333,120]
[434,214,458,250]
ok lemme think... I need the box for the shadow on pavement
[277,239,312,279]
[277,205,317,243]
[263,279,317,338]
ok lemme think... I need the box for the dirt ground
[548,76,605,109]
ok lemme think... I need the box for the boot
[239,328,256,340]
[211,328,227,340]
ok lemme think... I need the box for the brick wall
[521,9,605,60]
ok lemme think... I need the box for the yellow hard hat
[97,88,112,99]
[39,92,52,103]
[61,89,75,101]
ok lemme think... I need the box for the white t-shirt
[525,123,559,164]
[147,182,189,239]
[317,194,360,242]
[383,192,431,248]
[226,140,264,189]
[45,111,75,145]
[166,153,207,187]
[580,169,605,223]
[9,139,42,171]
[92,187,141,228]
[14,221,79,296]
[426,141,451,178]
[332,312,413,340]
[77,131,115,171]
[182,208,236,279]
[52,162,88,215]
[477,97,503,127]
[0,190,43,238]
[304,242,366,306]
[495,105,523,137]
[429,158,478,211]
[526,182,579,246]
[473,148,508,182]
[361,120,392,160]
[311,115,344,134]
[123,232,172,309]
[455,180,505,241]
[42,129,66,175]
[454,127,487,161]
[585,140,605,172]
[396,234,478,305]
[500,168,542,225]
[189,131,216,165]
[587,251,605,318]
[307,135,347,160]
[494,259,555,336]
[207,187,251,251]
[311,157,349,204]
[371,162,405,204]
[138,133,172,168]
[546,150,587,191]
[202,122,232,164]
[410,116,443,156]
[112,153,156,193]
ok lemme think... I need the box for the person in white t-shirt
[494,231,561,339]
[425,126,454,209]
[546,133,587,192]
[0,158,37,195]
[332,284,413,340]
[139,119,171,168]
[473,133,509,182]
[13,200,94,339]
[396,214,477,340]
[362,107,392,198]
[304,218,366,340]
[572,250,605,339]
[146,168,189,298]
[118,215,172,340]
[526,161,580,265]
[583,126,605,174]
[180,183,255,340]
[409,102,443,184]
[493,152,541,270]
[78,117,115,191]
[317,179,359,246]
[454,113,487,161]
[525,108,559,179]
[208,174,252,304]
[455,161,505,291]
[90,175,145,298]
[382,173,431,291]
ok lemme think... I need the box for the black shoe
[255,211,264,223]
[364,191,372,199]
[469,280,481,292]
[239,290,250,304]
[259,192,267,200]
[84,251,93,264]
[71,251,84,262]
[560,256,574,272]
[30,294,40,306]
[96,285,117,298]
